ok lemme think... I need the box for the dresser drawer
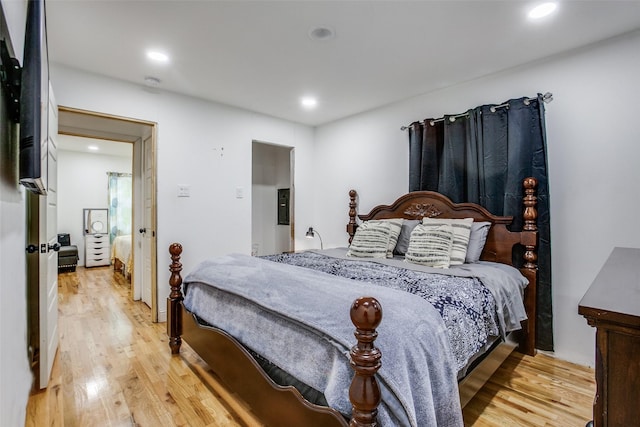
[85,257,110,267]
[86,234,107,244]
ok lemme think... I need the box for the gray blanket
[184,254,463,427]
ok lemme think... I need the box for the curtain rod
[400,92,553,131]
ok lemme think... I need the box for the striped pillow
[405,224,454,268]
[422,218,473,265]
[375,218,403,258]
[347,221,392,258]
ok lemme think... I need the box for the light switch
[236,187,244,198]
[177,185,190,197]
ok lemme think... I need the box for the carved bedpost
[349,297,382,427]
[167,243,184,355]
[522,177,538,269]
[347,190,358,244]
[520,177,538,356]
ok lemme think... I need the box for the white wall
[58,142,132,265]
[0,94,32,427]
[0,1,31,425]
[314,30,640,367]
[252,142,292,256]
[50,64,316,321]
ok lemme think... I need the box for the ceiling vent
[308,26,335,41]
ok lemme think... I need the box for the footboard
[167,243,383,427]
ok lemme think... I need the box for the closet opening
[251,141,294,255]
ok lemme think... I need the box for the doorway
[251,141,294,255]
[57,106,158,320]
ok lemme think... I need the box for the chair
[57,233,79,272]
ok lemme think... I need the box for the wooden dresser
[578,247,640,427]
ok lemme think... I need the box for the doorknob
[26,244,38,253]
[139,228,147,234]
[48,243,61,252]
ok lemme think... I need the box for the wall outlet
[177,185,190,197]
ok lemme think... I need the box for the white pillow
[347,221,392,258]
[422,217,473,266]
[405,223,454,268]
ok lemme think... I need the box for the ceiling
[58,133,133,157]
[46,1,640,127]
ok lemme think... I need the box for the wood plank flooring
[26,266,595,426]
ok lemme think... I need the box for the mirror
[83,208,109,235]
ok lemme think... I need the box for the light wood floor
[26,266,596,426]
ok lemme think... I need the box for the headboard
[346,177,539,355]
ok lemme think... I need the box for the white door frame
[57,106,158,321]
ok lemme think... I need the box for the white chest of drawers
[85,234,110,267]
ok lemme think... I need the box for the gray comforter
[263,248,528,373]
[183,251,528,426]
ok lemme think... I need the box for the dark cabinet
[277,188,290,225]
[578,247,640,427]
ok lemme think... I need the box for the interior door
[140,134,155,311]
[27,82,59,389]
[41,83,59,388]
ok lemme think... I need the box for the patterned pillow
[422,217,473,265]
[405,223,454,268]
[466,221,491,263]
[347,221,392,258]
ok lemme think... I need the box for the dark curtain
[408,94,552,351]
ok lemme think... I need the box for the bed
[167,177,539,426]
[111,234,132,279]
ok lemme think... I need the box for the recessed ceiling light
[301,97,318,109]
[528,2,558,20]
[146,50,169,63]
[308,26,335,41]
[88,145,99,151]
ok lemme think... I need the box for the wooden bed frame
[111,235,132,281]
[112,257,129,280]
[167,177,539,426]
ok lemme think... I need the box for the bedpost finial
[523,176,537,190]
[170,242,183,257]
[350,297,382,331]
